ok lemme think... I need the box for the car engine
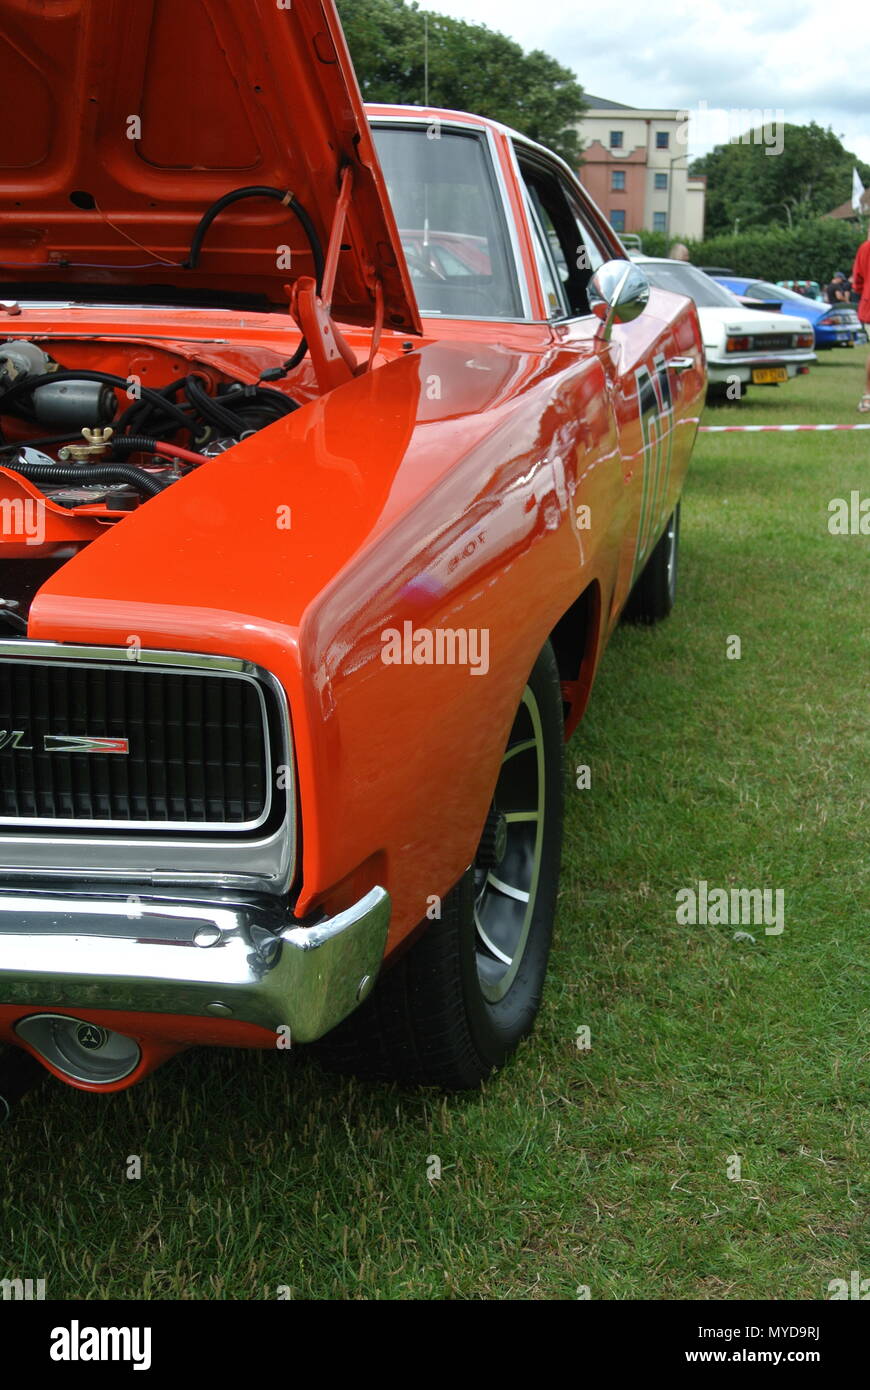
[0,336,302,628]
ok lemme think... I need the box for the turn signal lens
[726,336,750,352]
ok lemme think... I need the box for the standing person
[851,233,870,412]
[825,271,851,305]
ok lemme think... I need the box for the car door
[513,148,685,628]
[513,148,626,625]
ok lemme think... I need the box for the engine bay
[0,332,310,630]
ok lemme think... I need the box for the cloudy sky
[429,0,870,168]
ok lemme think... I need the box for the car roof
[368,102,525,145]
[366,103,583,187]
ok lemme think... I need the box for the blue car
[712,277,864,349]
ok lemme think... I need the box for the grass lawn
[2,349,867,1301]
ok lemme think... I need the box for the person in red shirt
[851,234,870,411]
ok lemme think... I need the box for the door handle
[666,356,695,373]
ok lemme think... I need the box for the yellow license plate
[752,367,789,384]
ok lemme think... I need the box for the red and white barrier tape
[700,423,870,432]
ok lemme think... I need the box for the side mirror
[588,259,651,341]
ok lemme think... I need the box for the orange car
[0,0,705,1102]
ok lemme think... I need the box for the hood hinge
[287,164,384,393]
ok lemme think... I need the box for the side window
[563,186,607,277]
[525,189,569,318]
[518,153,608,319]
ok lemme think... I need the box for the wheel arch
[547,580,602,739]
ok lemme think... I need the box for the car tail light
[726,336,750,352]
[796,333,814,348]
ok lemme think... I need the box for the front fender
[30,339,595,951]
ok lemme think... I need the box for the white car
[632,256,816,398]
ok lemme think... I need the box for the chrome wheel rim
[474,686,545,1003]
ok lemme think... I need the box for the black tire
[312,642,565,1089]
[623,501,680,625]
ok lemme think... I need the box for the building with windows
[576,97,706,241]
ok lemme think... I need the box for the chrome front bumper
[0,886,390,1042]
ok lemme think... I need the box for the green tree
[629,220,864,286]
[692,123,870,236]
[337,0,586,163]
[687,219,865,285]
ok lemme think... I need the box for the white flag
[852,167,865,212]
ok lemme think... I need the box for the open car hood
[0,0,421,333]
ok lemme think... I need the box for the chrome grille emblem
[43,734,130,755]
[75,1023,110,1051]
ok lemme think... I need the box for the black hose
[184,375,242,435]
[120,405,198,442]
[260,337,309,383]
[185,185,324,386]
[115,374,195,435]
[229,384,299,416]
[112,435,202,464]
[185,185,325,290]
[0,369,191,432]
[6,457,165,498]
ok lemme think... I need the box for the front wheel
[312,642,565,1089]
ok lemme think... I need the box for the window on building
[653,211,667,232]
[611,170,626,191]
[610,209,626,232]
[654,172,668,190]
[610,131,624,149]
[656,132,670,149]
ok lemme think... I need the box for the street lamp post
[667,151,687,238]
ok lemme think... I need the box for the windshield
[371,124,523,319]
[641,261,742,309]
[750,281,820,306]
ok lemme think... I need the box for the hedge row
[632,220,866,284]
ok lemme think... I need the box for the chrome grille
[0,652,274,831]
